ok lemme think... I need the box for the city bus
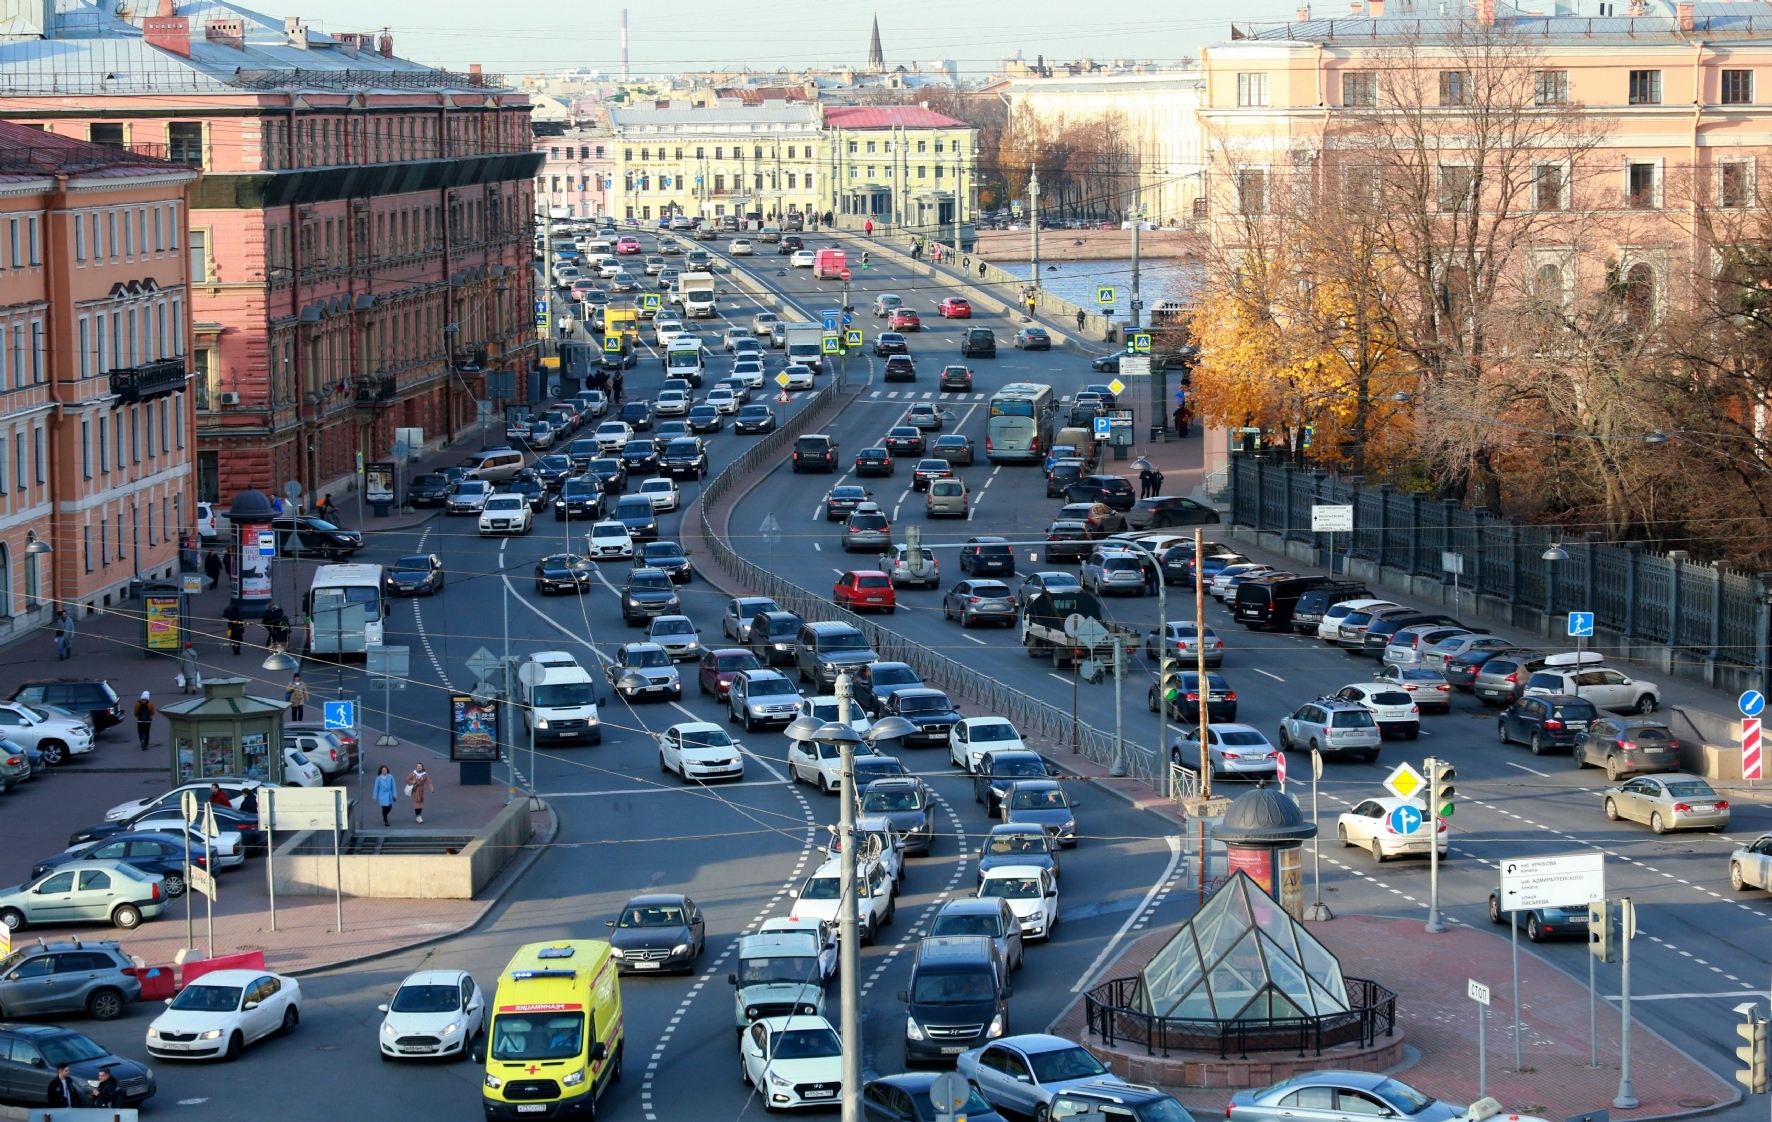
[305,563,386,657]
[985,383,1057,463]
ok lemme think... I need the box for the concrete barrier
[271,796,533,899]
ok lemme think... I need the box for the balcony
[354,374,398,408]
[109,358,188,403]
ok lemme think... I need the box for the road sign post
[1312,505,1354,574]
[1307,749,1331,922]
[1615,897,1638,1110]
[1744,691,1765,782]
[1470,979,1492,1097]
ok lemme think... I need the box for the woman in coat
[373,766,397,827]
[405,762,435,824]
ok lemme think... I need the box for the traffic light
[1429,759,1457,818]
[1588,900,1617,963]
[1736,1009,1768,1094]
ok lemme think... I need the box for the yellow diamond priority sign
[775,372,792,387]
[1108,378,1126,397]
[1384,761,1426,801]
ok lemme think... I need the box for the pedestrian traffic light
[1429,759,1456,817]
[1735,1009,1768,1094]
[1587,900,1617,963]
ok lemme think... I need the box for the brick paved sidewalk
[1053,914,1737,1121]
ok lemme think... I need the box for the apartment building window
[159,398,169,454]
[917,140,926,153]
[121,209,132,257]
[89,122,123,146]
[866,166,876,179]
[936,140,945,153]
[1438,164,1474,211]
[176,396,184,448]
[168,122,203,167]
[13,436,22,505]
[715,147,724,159]
[81,420,91,479]
[1723,69,1754,104]
[154,207,163,251]
[1342,71,1378,107]
[0,435,7,494]
[7,219,16,268]
[33,425,43,484]
[1628,161,1658,207]
[1534,70,1569,106]
[97,416,107,475]
[1439,70,1471,106]
[1720,160,1753,207]
[917,165,927,179]
[107,211,116,257]
[1237,73,1270,107]
[74,213,85,262]
[1629,70,1662,105]
[10,326,20,389]
[83,526,90,572]
[189,230,207,283]
[130,407,140,464]
[1237,168,1267,215]
[99,520,107,567]
[30,321,42,383]
[753,146,763,159]
[847,141,857,154]
[695,147,704,159]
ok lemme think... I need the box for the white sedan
[976,865,1059,941]
[707,387,739,415]
[780,365,816,391]
[658,721,745,783]
[377,969,485,1060]
[950,716,1027,772]
[586,520,635,560]
[477,494,533,536]
[740,1015,843,1109]
[654,318,686,347]
[788,736,882,795]
[594,421,634,452]
[1337,796,1448,862]
[638,477,681,512]
[790,250,816,268]
[656,389,690,416]
[147,968,301,1061]
[730,239,755,256]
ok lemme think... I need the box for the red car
[834,570,897,613]
[937,297,972,318]
[698,647,761,699]
[615,236,642,255]
[889,308,922,332]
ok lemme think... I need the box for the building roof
[713,86,811,104]
[1237,0,1772,44]
[0,117,182,176]
[609,102,821,127]
[822,105,968,130]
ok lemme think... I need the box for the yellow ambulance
[478,941,623,1119]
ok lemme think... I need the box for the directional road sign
[1383,761,1426,801]
[1312,505,1355,533]
[1741,690,1765,718]
[1468,979,1491,1006]
[843,313,853,327]
[1388,804,1423,835]
[822,313,839,331]
[1567,611,1595,637]
[322,700,355,730]
[845,329,863,347]
[1498,851,1605,911]
[1097,286,1116,305]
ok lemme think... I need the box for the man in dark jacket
[47,1063,83,1107]
[204,549,224,589]
[89,1067,121,1107]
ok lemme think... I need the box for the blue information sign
[1741,690,1766,718]
[1388,804,1423,835]
[1566,611,1595,637]
[1092,416,1111,438]
[822,313,839,331]
[323,700,355,730]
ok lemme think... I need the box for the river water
[993,258,1203,318]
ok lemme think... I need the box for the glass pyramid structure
[1131,871,1350,1022]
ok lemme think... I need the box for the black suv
[959,537,1016,576]
[553,477,604,521]
[792,435,839,473]
[10,679,123,730]
[972,750,1054,815]
[878,688,963,747]
[882,355,917,382]
[961,327,996,358]
[618,400,654,431]
[660,438,710,479]
[407,472,454,507]
[1063,475,1137,511]
[1361,611,1463,657]
[270,515,363,559]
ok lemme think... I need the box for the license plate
[1567,722,1588,730]
[633,961,660,969]
[805,1090,836,1099]
[1690,803,1716,812]
[517,1105,547,1113]
[941,1046,966,1054]
[866,597,883,603]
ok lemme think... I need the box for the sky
[287,0,1310,77]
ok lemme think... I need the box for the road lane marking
[1504,761,1551,777]
[1049,673,1071,684]
[963,634,986,645]
[1071,836,1184,994]
[548,782,791,796]
[1602,990,1772,1001]
[1255,669,1285,682]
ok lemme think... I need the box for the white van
[460,447,525,483]
[664,341,704,386]
[518,650,602,744]
[306,563,386,655]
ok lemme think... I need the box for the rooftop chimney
[205,16,243,48]
[1476,0,1495,23]
[1369,0,1383,15]
[143,0,190,57]
[283,15,309,48]
[1295,4,1310,19]
[1676,1,1693,29]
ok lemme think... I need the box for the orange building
[0,3,542,507]
[0,122,195,639]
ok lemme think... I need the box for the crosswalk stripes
[866,391,985,402]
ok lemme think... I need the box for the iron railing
[1084,975,1397,1059]
[109,358,188,403]
[694,376,1165,787]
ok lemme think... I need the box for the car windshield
[993,758,1047,778]
[862,789,923,812]
[912,971,997,1004]
[1550,703,1597,719]
[748,678,796,697]
[394,556,432,571]
[898,695,949,714]
[630,574,673,591]
[39,1035,109,1067]
[653,618,695,636]
[680,728,734,750]
[486,497,524,510]
[1218,731,1268,747]
[630,649,671,668]
[739,956,822,986]
[1373,1079,1435,1115]
[391,984,461,1013]
[534,683,596,707]
[666,441,699,456]
[931,912,1004,938]
[986,832,1048,855]
[854,760,905,782]
[857,575,890,588]
[620,905,686,927]
[1628,727,1674,744]
[799,876,842,900]
[1140,1101,1196,1122]
[1027,1045,1107,1083]
[563,483,597,498]
[716,653,760,671]
[820,633,869,652]
[874,667,919,685]
[970,722,1018,742]
[980,875,1041,900]
[771,1027,842,1060]
[1371,692,1414,707]
[1400,669,1443,681]
[833,488,866,500]
[414,474,447,487]
[491,1014,584,1061]
[592,525,627,540]
[617,499,655,518]
[1332,711,1377,728]
[171,984,243,1012]
[1009,788,1069,810]
[589,459,621,474]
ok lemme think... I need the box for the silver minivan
[925,478,968,518]
[459,447,525,482]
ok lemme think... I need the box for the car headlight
[382,1022,398,1036]
[905,1016,925,1041]
[563,1068,586,1087]
[535,719,550,730]
[146,1027,160,1039]
[769,1071,792,1088]
[440,1021,462,1036]
[198,1029,223,1040]
[746,1005,761,1018]
[484,1074,504,1090]
[796,1003,816,1015]
[610,947,625,958]
[987,1015,1005,1038]
[672,943,690,955]
[556,501,565,507]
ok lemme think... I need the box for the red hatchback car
[698,647,761,699]
[937,297,972,318]
[889,308,922,331]
[834,571,897,613]
[615,236,642,254]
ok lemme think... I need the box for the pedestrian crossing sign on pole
[604,335,623,353]
[1097,286,1116,305]
[845,329,863,347]
[821,336,841,354]
[642,293,661,310]
[1132,333,1152,354]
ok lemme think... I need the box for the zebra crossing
[866,390,988,402]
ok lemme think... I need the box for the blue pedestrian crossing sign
[845,330,863,347]
[1132,333,1152,354]
[1097,286,1116,305]
[642,293,661,310]
[323,700,355,730]
[1741,690,1766,717]
[1566,611,1595,637]
[1388,804,1423,835]
[822,313,839,331]
[603,335,624,353]
[821,336,841,354]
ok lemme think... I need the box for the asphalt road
[53,230,1772,1122]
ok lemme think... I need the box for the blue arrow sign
[1567,611,1594,638]
[1742,690,1766,718]
[842,313,853,327]
[323,700,355,730]
[822,314,839,331]
[1388,804,1423,835]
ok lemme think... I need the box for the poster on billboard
[365,461,396,507]
[144,594,181,651]
[236,522,273,605]
[449,694,500,761]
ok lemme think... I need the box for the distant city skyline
[285,0,1307,77]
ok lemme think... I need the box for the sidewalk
[1052,913,1737,1121]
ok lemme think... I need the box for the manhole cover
[1677,1098,1715,1110]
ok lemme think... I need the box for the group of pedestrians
[373,762,435,826]
[1138,464,1167,499]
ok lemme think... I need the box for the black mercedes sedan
[606,893,706,974]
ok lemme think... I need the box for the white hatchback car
[976,865,1059,941]
[658,721,744,783]
[638,477,680,512]
[781,365,816,391]
[950,716,1027,772]
[1334,682,1421,739]
[739,1015,843,1109]
[586,520,635,560]
[377,969,486,1061]
[730,239,755,256]
[788,735,882,795]
[1337,796,1448,862]
[146,968,302,1061]
[477,494,532,536]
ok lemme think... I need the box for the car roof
[895,687,948,700]
[623,642,666,654]
[185,968,284,984]
[740,668,791,682]
[622,892,689,906]
[979,864,1048,880]
[399,969,469,986]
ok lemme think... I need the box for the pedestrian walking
[405,762,435,824]
[224,603,244,655]
[1138,465,1156,499]
[1026,294,1038,318]
[287,673,308,721]
[134,692,155,751]
[1143,556,1161,597]
[208,782,230,807]
[1173,402,1187,435]
[51,606,72,660]
[1076,309,1086,331]
[1179,405,1193,437]
[979,261,987,278]
[177,641,202,694]
[373,765,397,826]
[864,218,874,237]
[1149,467,1165,496]
[612,370,625,403]
[204,549,224,590]
[262,602,290,650]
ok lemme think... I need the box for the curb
[283,798,560,979]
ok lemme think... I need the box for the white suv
[788,856,894,944]
[1332,683,1420,740]
[0,702,93,764]
[1524,652,1660,713]
[1277,697,1383,761]
[477,494,532,536]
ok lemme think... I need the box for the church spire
[866,13,884,73]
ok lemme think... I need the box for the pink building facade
[535,129,614,220]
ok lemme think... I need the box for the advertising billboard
[449,693,500,761]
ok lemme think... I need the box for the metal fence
[1084,975,1398,1059]
[695,378,1164,786]
[1230,456,1771,671]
